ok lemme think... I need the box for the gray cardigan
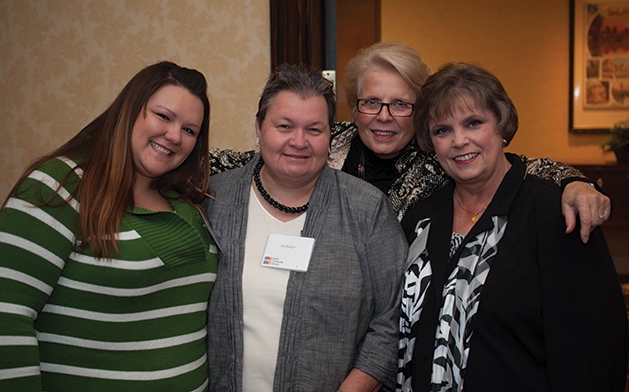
[203,154,407,391]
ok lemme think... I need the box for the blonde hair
[344,41,431,113]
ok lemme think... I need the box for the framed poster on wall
[570,0,629,133]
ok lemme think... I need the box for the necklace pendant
[471,215,479,223]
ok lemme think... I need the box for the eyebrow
[306,119,327,127]
[156,104,202,129]
[276,116,327,127]
[429,120,449,130]
[156,105,176,118]
[361,95,413,102]
[463,113,482,122]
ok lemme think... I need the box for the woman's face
[429,99,507,188]
[131,85,203,184]
[353,69,417,159]
[256,90,331,187]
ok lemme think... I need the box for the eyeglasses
[356,99,414,117]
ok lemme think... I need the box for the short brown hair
[414,62,518,152]
[256,63,336,131]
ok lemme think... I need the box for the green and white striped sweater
[0,157,217,391]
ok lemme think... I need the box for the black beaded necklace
[253,158,309,214]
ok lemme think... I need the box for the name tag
[261,233,315,272]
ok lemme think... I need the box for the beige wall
[381,0,615,166]
[2,0,617,202]
[0,0,269,200]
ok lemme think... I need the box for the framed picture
[569,0,629,133]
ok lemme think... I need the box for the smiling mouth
[284,154,309,160]
[150,141,173,156]
[372,130,396,137]
[454,153,479,162]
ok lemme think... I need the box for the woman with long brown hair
[0,61,217,391]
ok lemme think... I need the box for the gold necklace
[454,191,488,223]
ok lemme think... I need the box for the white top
[241,186,306,392]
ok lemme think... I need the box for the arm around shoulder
[522,154,611,242]
[209,148,256,175]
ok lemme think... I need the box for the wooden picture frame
[569,0,629,133]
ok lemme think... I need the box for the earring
[255,137,260,148]
[502,139,507,147]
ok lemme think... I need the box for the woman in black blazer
[397,62,628,392]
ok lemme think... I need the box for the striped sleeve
[0,158,79,390]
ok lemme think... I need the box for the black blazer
[401,154,628,392]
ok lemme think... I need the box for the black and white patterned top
[398,215,508,392]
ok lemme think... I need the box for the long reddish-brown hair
[4,61,211,258]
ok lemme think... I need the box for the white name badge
[261,233,315,272]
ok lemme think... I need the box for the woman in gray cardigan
[203,64,407,391]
